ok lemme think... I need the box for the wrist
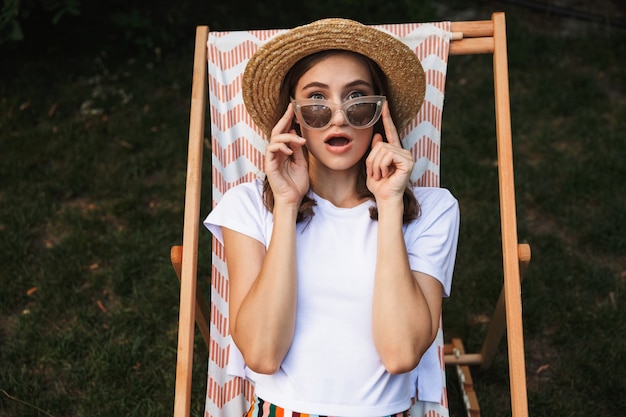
[272,201,301,219]
[375,195,404,210]
[375,198,404,222]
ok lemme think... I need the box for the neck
[308,161,367,208]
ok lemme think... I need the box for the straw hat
[242,18,425,138]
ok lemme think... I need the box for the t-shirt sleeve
[203,180,269,246]
[405,188,460,297]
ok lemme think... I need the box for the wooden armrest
[171,245,211,351]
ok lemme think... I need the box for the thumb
[371,133,383,149]
[367,133,384,179]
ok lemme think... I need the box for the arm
[366,102,443,373]
[372,200,443,374]
[226,104,308,374]
[224,204,299,374]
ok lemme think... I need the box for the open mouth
[325,136,350,147]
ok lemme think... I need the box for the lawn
[1,1,625,416]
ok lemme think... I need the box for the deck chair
[171,12,531,417]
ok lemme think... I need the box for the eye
[346,91,366,101]
[309,92,325,100]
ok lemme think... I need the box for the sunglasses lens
[300,104,332,128]
[346,102,378,127]
[294,96,384,129]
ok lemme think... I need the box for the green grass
[1,1,625,416]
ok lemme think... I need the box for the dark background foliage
[2,0,625,416]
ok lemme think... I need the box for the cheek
[356,138,372,156]
[356,129,374,149]
[299,126,322,143]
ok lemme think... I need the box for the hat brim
[242,18,425,138]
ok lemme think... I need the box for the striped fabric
[246,397,409,417]
[206,22,451,417]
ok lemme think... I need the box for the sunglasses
[291,95,386,130]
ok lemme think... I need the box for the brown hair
[262,50,419,223]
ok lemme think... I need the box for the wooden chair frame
[171,12,531,417]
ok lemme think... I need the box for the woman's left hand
[366,101,413,202]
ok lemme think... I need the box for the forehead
[295,52,374,89]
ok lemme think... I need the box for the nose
[330,109,348,127]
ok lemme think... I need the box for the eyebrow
[300,79,374,91]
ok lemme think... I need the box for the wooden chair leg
[480,243,531,369]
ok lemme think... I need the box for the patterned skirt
[246,396,410,417]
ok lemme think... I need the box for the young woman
[205,18,459,417]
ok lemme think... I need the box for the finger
[271,103,295,136]
[368,133,397,179]
[367,133,384,179]
[380,152,398,178]
[368,147,388,180]
[266,134,307,172]
[269,131,306,149]
[266,142,294,157]
[372,149,393,179]
[288,130,307,162]
[369,145,412,180]
[381,101,401,147]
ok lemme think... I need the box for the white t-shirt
[204,179,459,416]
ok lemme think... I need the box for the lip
[324,133,353,154]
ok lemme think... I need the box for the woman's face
[293,52,376,174]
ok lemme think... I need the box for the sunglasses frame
[291,95,386,130]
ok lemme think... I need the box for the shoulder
[404,187,460,235]
[204,178,271,244]
[206,178,269,226]
[404,188,460,296]
[413,187,458,213]
[218,178,265,207]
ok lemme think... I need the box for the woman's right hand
[265,104,309,207]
